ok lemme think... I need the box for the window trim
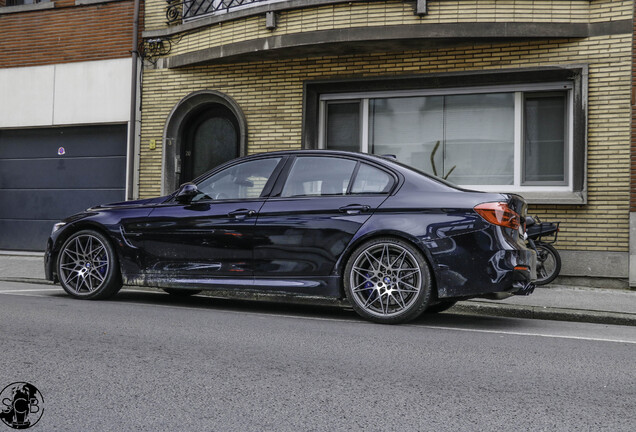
[304,66,588,204]
[272,155,398,198]
[318,86,574,193]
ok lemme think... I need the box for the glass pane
[444,93,514,185]
[195,158,281,201]
[326,102,360,152]
[281,157,356,197]
[369,96,443,176]
[192,116,237,179]
[523,93,566,183]
[351,163,393,194]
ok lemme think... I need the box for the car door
[253,155,396,286]
[139,156,285,283]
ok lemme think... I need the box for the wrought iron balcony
[167,0,275,24]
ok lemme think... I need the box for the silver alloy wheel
[59,233,110,295]
[349,243,422,318]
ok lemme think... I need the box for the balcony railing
[167,0,278,24]
[5,0,49,5]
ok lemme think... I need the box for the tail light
[474,202,520,230]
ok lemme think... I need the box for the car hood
[88,196,169,211]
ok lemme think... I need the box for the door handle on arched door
[339,204,371,215]
[228,209,256,219]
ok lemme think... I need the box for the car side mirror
[175,183,199,204]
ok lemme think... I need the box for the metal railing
[167,0,272,24]
[5,0,49,6]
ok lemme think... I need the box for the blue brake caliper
[97,253,107,277]
[364,273,374,297]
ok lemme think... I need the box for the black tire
[425,300,457,314]
[163,288,202,297]
[57,229,122,300]
[534,242,561,286]
[343,237,432,324]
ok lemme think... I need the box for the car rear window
[351,163,393,194]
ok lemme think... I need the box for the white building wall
[0,58,132,128]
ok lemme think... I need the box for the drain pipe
[127,0,141,200]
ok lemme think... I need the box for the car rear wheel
[344,237,432,324]
[163,288,202,297]
[57,230,122,299]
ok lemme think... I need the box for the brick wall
[139,35,632,253]
[0,0,143,68]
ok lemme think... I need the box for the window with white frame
[319,83,573,192]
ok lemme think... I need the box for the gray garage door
[0,125,127,251]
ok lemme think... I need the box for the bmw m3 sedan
[45,150,536,324]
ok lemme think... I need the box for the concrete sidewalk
[1,253,635,326]
[456,285,636,326]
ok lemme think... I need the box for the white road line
[1,288,634,344]
[407,324,636,345]
[0,288,62,293]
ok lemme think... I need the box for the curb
[453,301,636,327]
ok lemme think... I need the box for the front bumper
[44,237,57,282]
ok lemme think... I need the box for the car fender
[333,215,442,297]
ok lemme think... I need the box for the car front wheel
[344,237,432,324]
[57,229,122,299]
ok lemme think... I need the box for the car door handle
[228,209,256,219]
[339,204,370,215]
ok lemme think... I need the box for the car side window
[193,158,282,201]
[281,157,356,197]
[351,163,394,194]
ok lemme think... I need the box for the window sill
[515,190,586,205]
[0,2,54,14]
[462,187,585,205]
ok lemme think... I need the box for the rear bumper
[490,246,537,296]
[431,229,537,299]
[511,265,536,296]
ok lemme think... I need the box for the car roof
[243,149,394,164]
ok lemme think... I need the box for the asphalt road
[1,281,635,432]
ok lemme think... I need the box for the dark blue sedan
[45,150,536,324]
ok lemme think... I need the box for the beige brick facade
[139,0,634,278]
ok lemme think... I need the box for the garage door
[0,125,127,251]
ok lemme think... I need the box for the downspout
[127,0,141,200]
